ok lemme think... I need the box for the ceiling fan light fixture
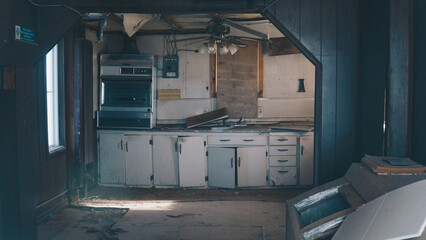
[207,42,217,54]
[199,43,208,54]
[228,43,239,55]
[219,44,229,55]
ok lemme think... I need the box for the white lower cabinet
[237,147,267,187]
[99,133,152,186]
[178,136,207,187]
[270,167,297,186]
[152,135,179,186]
[99,133,125,184]
[208,147,235,189]
[208,146,267,188]
[125,135,152,186]
[299,135,314,185]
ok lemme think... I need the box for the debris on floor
[38,206,128,240]
[38,189,305,240]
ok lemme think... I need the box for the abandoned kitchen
[1,1,426,240]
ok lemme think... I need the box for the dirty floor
[38,187,307,240]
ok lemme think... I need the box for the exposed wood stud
[258,42,264,97]
[210,53,217,97]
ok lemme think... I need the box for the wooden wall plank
[3,66,15,90]
[411,0,426,165]
[15,66,38,238]
[387,0,412,157]
[319,0,337,183]
[358,0,389,158]
[300,0,321,60]
[0,85,19,240]
[335,0,359,177]
[274,0,300,39]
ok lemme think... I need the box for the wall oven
[97,54,156,129]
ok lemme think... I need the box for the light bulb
[219,44,229,55]
[228,43,239,55]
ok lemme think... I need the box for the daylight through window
[46,44,59,148]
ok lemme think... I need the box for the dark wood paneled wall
[387,0,412,157]
[358,0,389,158]
[266,0,359,183]
[0,84,20,239]
[411,0,426,165]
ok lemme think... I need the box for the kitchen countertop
[98,122,314,133]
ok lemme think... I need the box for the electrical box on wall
[163,55,179,78]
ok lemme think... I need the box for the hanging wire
[27,0,83,16]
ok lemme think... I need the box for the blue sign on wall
[15,25,35,43]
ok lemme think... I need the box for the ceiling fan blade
[184,39,208,46]
[230,36,270,43]
[171,36,207,42]
[214,36,247,47]
[219,17,268,40]
[226,39,248,47]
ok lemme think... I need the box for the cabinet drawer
[269,156,297,167]
[269,146,297,156]
[270,167,297,186]
[269,135,297,145]
[208,135,266,145]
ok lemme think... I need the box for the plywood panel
[158,89,181,100]
[217,41,258,118]
[263,53,315,98]
[257,98,314,119]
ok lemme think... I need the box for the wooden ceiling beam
[63,0,265,14]
[160,15,184,31]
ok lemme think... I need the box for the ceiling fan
[171,17,270,55]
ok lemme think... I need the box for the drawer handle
[220,139,231,142]
[278,149,288,152]
[277,138,288,142]
[243,139,254,142]
[278,170,289,174]
[278,160,289,162]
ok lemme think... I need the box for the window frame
[44,41,66,154]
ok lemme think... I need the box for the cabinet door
[178,136,207,187]
[300,135,314,185]
[99,133,125,184]
[208,147,235,189]
[125,135,152,186]
[152,135,179,186]
[237,147,267,187]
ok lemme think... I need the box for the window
[45,44,62,149]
